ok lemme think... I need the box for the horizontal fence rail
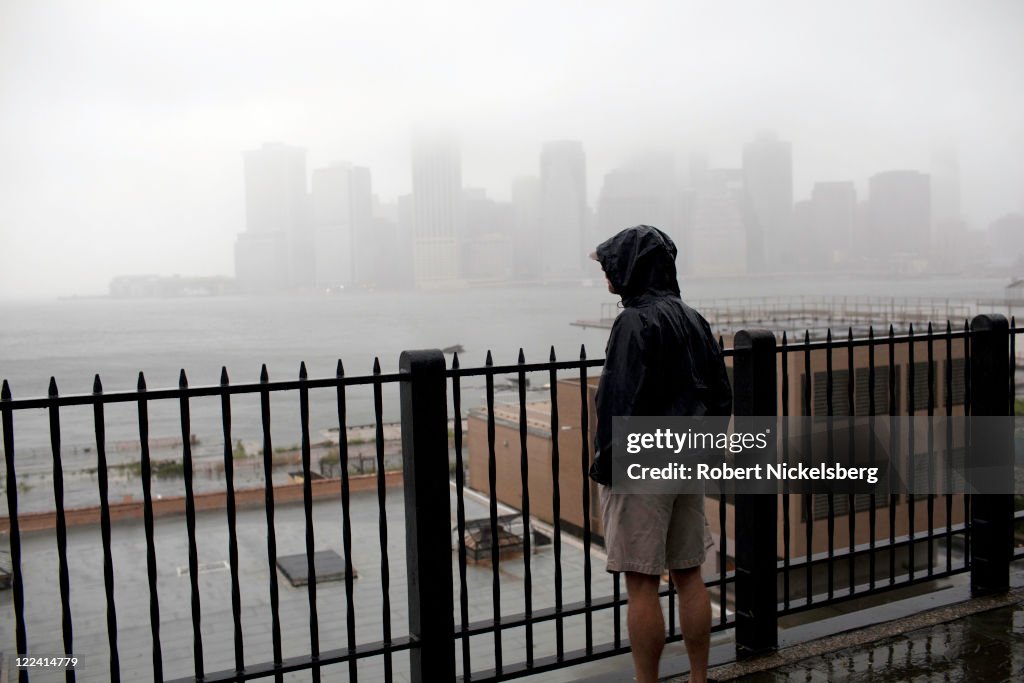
[0,314,1021,682]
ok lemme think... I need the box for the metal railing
[0,314,1020,682]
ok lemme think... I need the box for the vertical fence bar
[137,373,163,681]
[926,324,936,577]
[177,371,200,681]
[485,350,502,675]
[48,378,75,682]
[868,327,877,590]
[220,368,244,676]
[888,326,897,586]
[298,362,320,681]
[781,332,791,611]
[1,380,29,683]
[803,331,813,605]
[733,329,778,657]
[373,358,394,681]
[825,329,835,601]
[94,375,120,682]
[335,360,359,682]
[399,349,456,683]
[963,320,971,566]
[907,325,916,581]
[259,365,284,681]
[579,345,593,655]
[846,328,856,595]
[548,347,565,661]
[516,349,534,667]
[451,354,471,680]
[968,314,1012,596]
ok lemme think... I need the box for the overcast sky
[1,0,1022,298]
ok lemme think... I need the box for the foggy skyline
[2,0,1023,298]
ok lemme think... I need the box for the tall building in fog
[461,188,514,281]
[867,170,931,261]
[742,133,793,271]
[596,154,681,247]
[682,163,751,276]
[930,147,966,264]
[810,181,857,265]
[540,141,587,278]
[411,133,462,286]
[234,142,309,291]
[310,162,371,288]
[511,175,541,280]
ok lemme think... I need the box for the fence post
[399,350,456,682]
[968,314,1013,596]
[733,329,778,657]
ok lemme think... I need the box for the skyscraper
[682,164,751,277]
[596,154,681,246]
[511,175,541,281]
[868,170,931,259]
[810,181,857,265]
[540,141,587,278]
[310,162,372,289]
[742,133,793,271]
[234,142,310,290]
[411,132,462,287]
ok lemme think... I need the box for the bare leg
[625,571,665,683]
[671,567,711,683]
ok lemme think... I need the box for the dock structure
[573,295,1024,337]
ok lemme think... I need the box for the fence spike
[518,348,525,364]
[452,352,460,369]
[336,359,344,377]
[485,350,493,366]
[260,364,269,383]
[48,376,58,397]
[178,370,188,388]
[580,344,587,360]
[909,322,915,336]
[827,328,832,343]
[549,345,556,362]
[373,357,381,374]
[93,374,103,393]
[1,379,9,400]
[848,327,853,341]
[299,361,307,380]
[137,371,146,391]
[889,324,895,338]
[782,330,787,345]
[220,367,229,385]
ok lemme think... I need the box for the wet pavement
[732,601,1024,682]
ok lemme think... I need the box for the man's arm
[592,310,647,484]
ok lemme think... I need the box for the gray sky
[2,0,1023,298]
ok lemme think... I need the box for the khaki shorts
[600,488,713,575]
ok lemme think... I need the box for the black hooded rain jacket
[590,225,733,485]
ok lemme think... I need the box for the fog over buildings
[2,0,1024,297]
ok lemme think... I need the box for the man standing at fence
[590,225,732,683]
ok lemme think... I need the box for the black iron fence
[0,314,1021,682]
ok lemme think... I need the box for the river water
[0,275,1008,510]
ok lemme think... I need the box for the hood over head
[593,225,680,302]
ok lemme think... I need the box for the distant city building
[682,165,751,277]
[595,153,682,248]
[988,213,1024,269]
[742,132,793,271]
[310,162,371,289]
[540,141,587,279]
[411,133,462,287]
[510,175,541,280]
[234,142,310,291]
[867,170,931,262]
[929,147,967,267]
[461,188,514,281]
[810,181,857,266]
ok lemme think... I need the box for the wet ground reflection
[735,602,1023,682]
